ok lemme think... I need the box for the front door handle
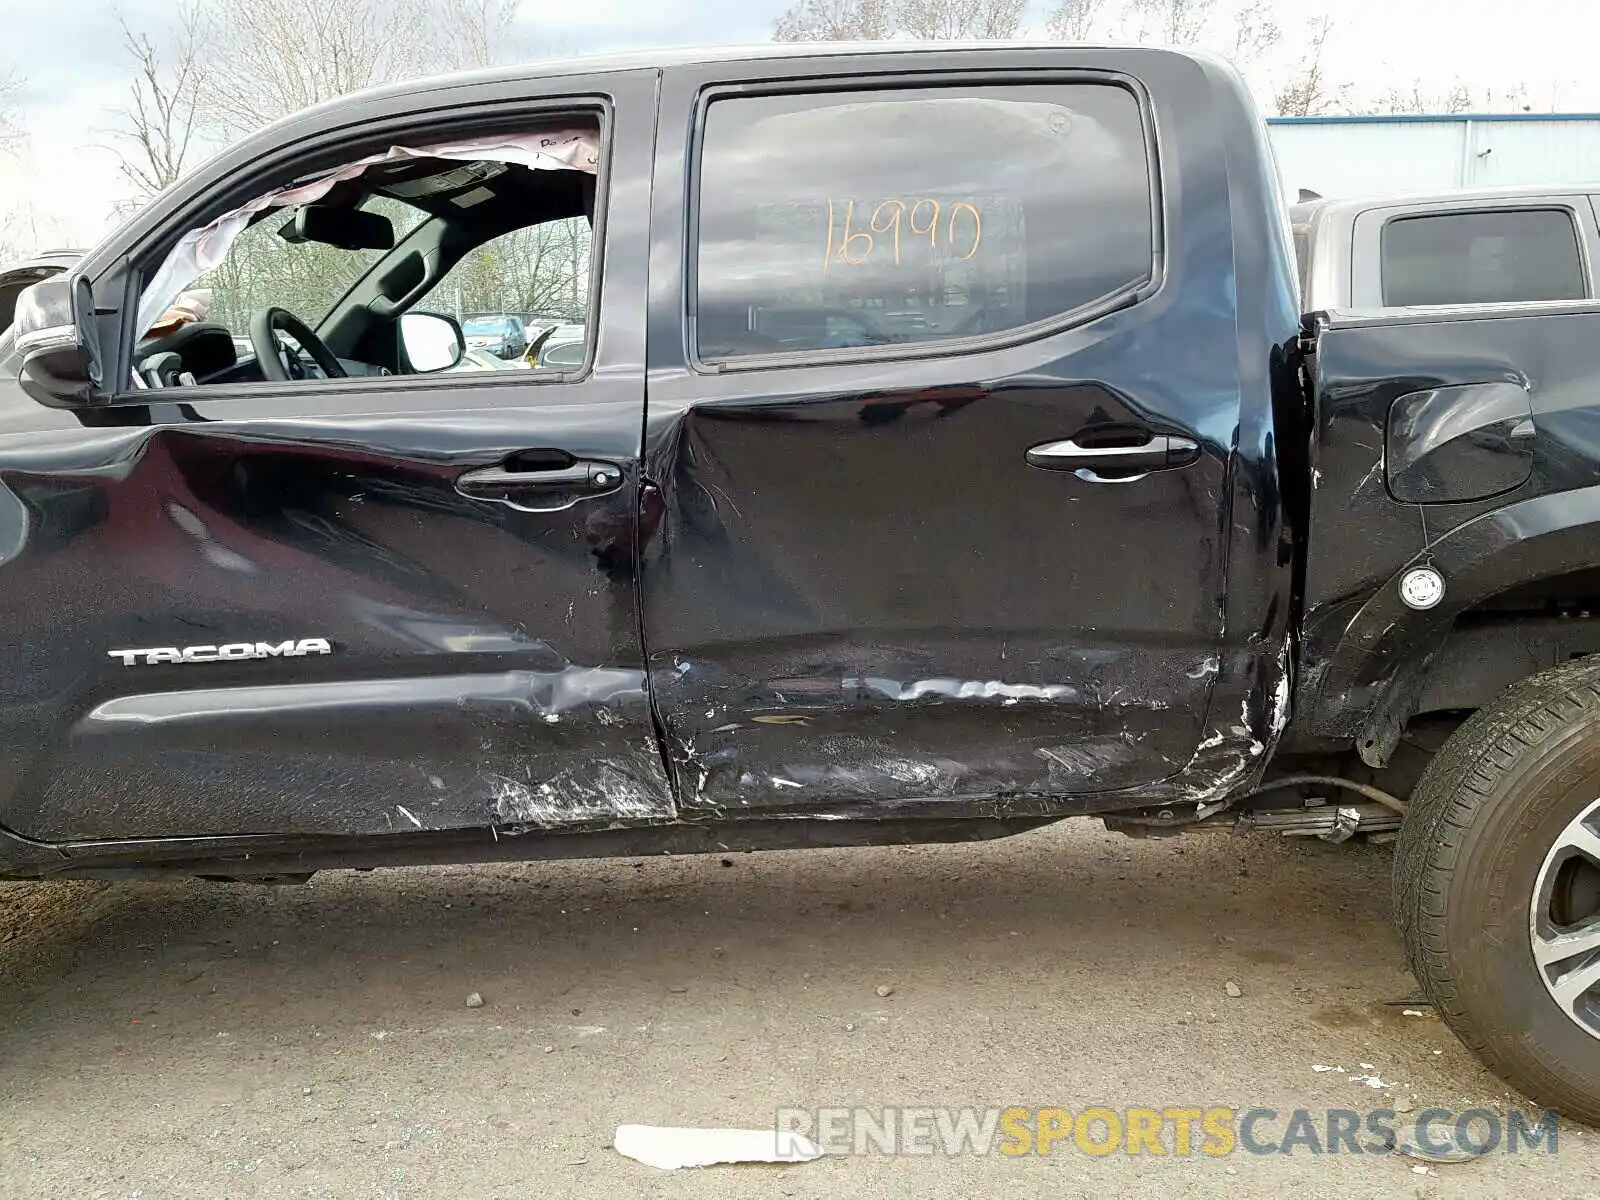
[456,455,624,513]
[1026,434,1200,477]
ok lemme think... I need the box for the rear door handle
[1026,435,1200,477]
[456,455,624,513]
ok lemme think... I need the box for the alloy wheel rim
[1530,798,1600,1041]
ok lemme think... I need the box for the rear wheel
[1396,656,1600,1124]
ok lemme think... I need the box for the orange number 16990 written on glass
[822,198,982,273]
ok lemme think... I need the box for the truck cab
[5,44,1600,1124]
[1,45,1299,856]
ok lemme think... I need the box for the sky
[3,0,1599,249]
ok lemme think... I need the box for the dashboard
[135,323,389,388]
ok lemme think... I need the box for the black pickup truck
[7,44,1600,1119]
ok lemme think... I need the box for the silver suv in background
[461,313,529,359]
[1290,184,1600,311]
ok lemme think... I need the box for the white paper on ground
[612,1124,824,1170]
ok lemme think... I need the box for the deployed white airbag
[137,129,599,335]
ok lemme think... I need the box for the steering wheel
[248,307,348,382]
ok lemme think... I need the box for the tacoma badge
[107,638,334,666]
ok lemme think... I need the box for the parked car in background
[1290,183,1597,309]
[461,313,527,359]
[520,312,576,331]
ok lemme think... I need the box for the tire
[1396,655,1600,1124]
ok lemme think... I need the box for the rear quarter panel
[1298,304,1600,752]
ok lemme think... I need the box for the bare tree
[100,0,589,344]
[1373,80,1474,115]
[449,219,591,317]
[1229,0,1278,62]
[1273,17,1345,117]
[430,0,521,72]
[99,0,595,352]
[1500,82,1534,113]
[773,0,894,41]
[1132,0,1217,44]
[194,0,437,137]
[894,0,1028,39]
[0,64,25,253]
[0,63,22,153]
[1046,0,1114,40]
[118,0,520,146]
[112,4,206,200]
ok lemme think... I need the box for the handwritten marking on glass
[823,198,982,273]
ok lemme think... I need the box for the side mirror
[400,311,465,373]
[14,277,94,407]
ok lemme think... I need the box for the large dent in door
[651,648,1205,816]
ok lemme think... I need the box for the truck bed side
[1296,302,1600,763]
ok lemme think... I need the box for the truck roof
[1294,181,1600,222]
[261,42,1220,135]
[374,40,1178,83]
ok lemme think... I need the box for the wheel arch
[1297,483,1600,765]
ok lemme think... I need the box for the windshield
[463,317,506,334]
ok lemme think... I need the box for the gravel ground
[0,820,1596,1198]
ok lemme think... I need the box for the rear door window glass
[1381,208,1586,307]
[693,83,1155,360]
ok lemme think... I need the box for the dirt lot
[0,820,1595,1199]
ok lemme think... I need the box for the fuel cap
[1399,566,1446,610]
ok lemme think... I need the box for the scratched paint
[489,760,672,829]
[27,659,672,840]
[1270,652,1292,734]
[1036,738,1139,779]
[844,677,1078,702]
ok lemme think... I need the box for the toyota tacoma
[6,44,1600,1120]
